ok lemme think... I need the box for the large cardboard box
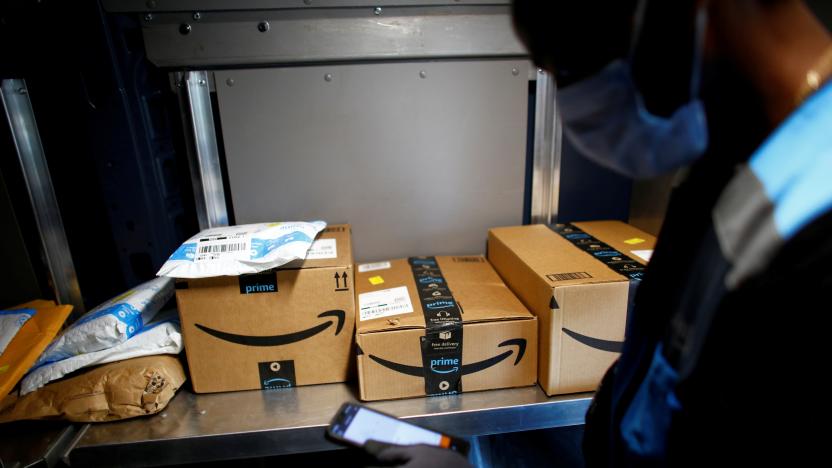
[175,225,355,393]
[488,221,656,396]
[355,256,537,401]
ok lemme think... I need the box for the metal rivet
[146,0,157,8]
[179,23,191,35]
[198,79,207,87]
[374,7,382,15]
[258,21,270,32]
[143,13,153,22]
[419,70,427,79]
[538,68,544,75]
[324,73,333,82]
[512,68,519,76]
[226,78,235,87]
[200,410,207,415]
[192,12,201,21]
[160,412,168,418]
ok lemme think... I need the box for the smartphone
[327,402,470,455]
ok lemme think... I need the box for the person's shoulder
[726,207,832,315]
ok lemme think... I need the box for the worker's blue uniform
[585,81,832,466]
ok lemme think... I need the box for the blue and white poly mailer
[0,308,36,356]
[21,311,183,395]
[156,221,327,278]
[33,276,173,368]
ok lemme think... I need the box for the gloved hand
[364,440,472,468]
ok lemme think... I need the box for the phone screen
[332,404,449,447]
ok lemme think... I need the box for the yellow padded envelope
[0,300,73,397]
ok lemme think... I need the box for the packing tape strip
[550,224,647,281]
[549,224,646,333]
[408,257,463,396]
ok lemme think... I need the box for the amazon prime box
[354,256,537,401]
[488,221,656,396]
[175,225,355,393]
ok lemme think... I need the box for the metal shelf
[67,383,591,467]
[0,422,79,468]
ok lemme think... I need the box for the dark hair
[512,0,638,83]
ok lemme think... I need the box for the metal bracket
[175,70,228,229]
[1,79,85,313]
[530,70,562,225]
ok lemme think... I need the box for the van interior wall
[0,167,43,308]
[0,0,198,310]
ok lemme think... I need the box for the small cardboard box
[488,221,656,396]
[175,225,355,393]
[354,256,537,401]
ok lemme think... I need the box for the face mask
[556,3,709,179]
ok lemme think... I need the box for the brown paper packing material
[0,355,186,423]
[0,300,73,398]
[175,225,356,393]
[488,221,656,396]
[355,256,537,401]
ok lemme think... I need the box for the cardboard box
[175,225,355,393]
[488,221,656,396]
[355,256,537,401]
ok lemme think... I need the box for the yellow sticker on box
[369,276,385,286]
[624,238,645,245]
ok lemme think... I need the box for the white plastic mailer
[156,221,327,278]
[21,311,183,395]
[33,277,173,368]
[0,308,35,355]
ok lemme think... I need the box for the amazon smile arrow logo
[195,309,345,346]
[367,338,527,377]
[562,328,623,353]
[550,295,623,353]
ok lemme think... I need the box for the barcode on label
[358,261,392,273]
[195,234,251,263]
[452,257,484,263]
[367,304,412,315]
[358,286,414,321]
[305,238,338,260]
[198,242,247,254]
[546,272,592,282]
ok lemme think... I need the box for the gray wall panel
[215,60,528,261]
[140,7,525,67]
[104,1,508,12]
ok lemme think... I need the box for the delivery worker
[363,0,832,465]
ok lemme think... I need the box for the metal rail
[1,79,85,314]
